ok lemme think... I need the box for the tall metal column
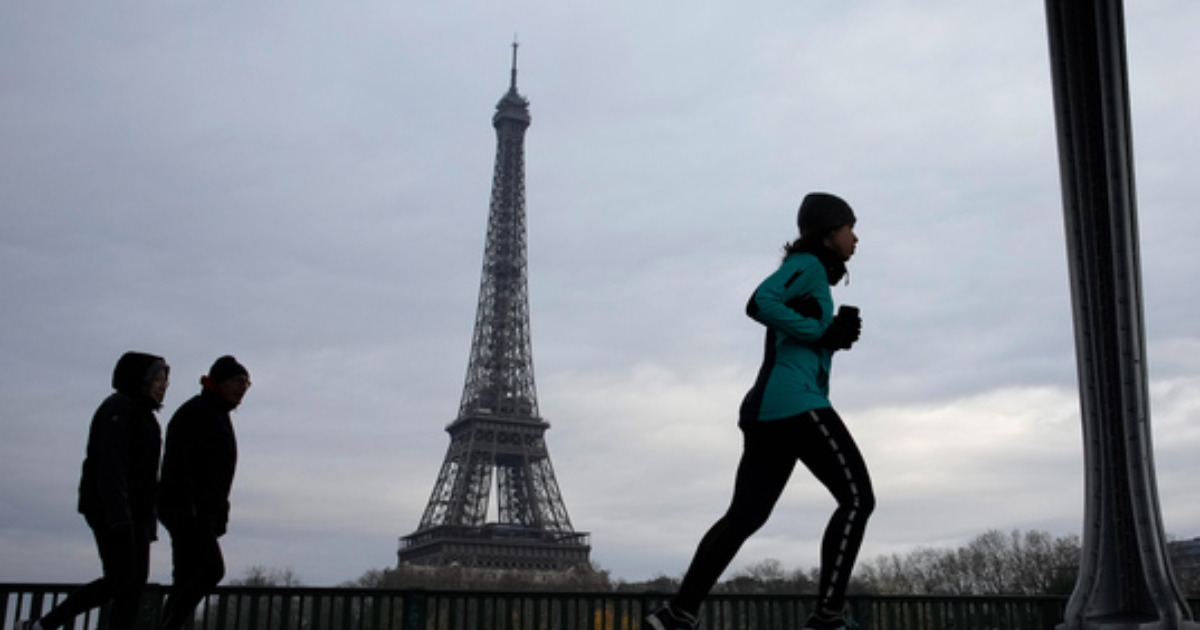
[1044,2,1197,628]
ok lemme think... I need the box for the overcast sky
[3,2,1199,587]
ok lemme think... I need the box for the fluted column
[1045,1,1198,628]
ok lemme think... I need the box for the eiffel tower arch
[398,44,591,572]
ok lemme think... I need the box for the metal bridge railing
[3,582,1188,630]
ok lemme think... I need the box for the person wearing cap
[156,356,250,630]
[25,352,169,630]
[645,193,873,630]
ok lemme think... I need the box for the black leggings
[674,407,874,615]
[38,515,151,630]
[159,519,227,630]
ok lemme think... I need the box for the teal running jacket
[739,252,837,423]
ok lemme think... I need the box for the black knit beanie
[208,355,249,382]
[797,192,856,237]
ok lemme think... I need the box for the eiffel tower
[398,43,591,572]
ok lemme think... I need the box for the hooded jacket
[77,352,166,537]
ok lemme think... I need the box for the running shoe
[802,610,859,630]
[644,604,698,630]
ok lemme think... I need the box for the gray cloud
[2,1,1198,585]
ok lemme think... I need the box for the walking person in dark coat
[156,356,250,630]
[25,351,170,630]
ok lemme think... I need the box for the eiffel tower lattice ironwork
[398,43,590,572]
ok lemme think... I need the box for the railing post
[404,589,428,630]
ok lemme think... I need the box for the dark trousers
[158,519,225,630]
[39,515,151,630]
[674,408,875,615]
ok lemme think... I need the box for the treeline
[234,529,1200,598]
[717,529,1200,597]
[638,530,1079,597]
[713,529,1200,597]
[853,529,1081,595]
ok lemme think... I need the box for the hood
[112,351,167,399]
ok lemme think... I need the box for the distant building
[1170,538,1200,568]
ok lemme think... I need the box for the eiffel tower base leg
[1045,1,1198,628]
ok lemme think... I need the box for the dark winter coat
[158,388,238,537]
[77,352,166,539]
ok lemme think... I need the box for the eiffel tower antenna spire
[510,36,519,92]
[399,43,590,572]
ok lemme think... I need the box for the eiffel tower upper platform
[398,44,591,572]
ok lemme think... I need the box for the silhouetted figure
[157,356,250,630]
[645,193,874,630]
[24,352,169,630]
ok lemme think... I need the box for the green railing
[0,582,1164,630]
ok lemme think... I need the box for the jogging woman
[645,192,874,630]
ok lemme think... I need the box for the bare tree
[231,565,304,587]
[718,559,816,595]
[855,529,1080,595]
